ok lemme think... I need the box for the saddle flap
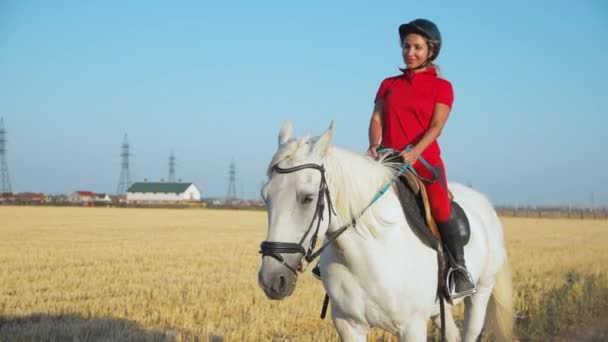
[394,178,439,250]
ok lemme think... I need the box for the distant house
[14,192,47,204]
[68,191,94,203]
[93,193,112,204]
[126,182,201,203]
[66,191,111,205]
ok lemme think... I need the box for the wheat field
[0,206,606,341]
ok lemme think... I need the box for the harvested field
[0,206,606,341]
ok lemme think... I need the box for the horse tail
[485,259,514,342]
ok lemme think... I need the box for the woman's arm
[368,100,384,158]
[401,102,451,164]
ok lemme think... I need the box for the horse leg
[462,285,493,342]
[333,317,368,342]
[432,307,461,342]
[398,317,427,342]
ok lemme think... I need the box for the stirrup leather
[445,265,477,301]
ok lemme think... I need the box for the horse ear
[278,120,293,146]
[313,121,334,157]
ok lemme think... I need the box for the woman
[368,18,476,299]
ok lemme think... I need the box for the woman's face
[402,33,431,69]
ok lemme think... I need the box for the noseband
[259,163,336,275]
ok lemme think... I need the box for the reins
[305,158,411,263]
[261,146,440,267]
[309,145,440,262]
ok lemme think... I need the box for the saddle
[394,169,470,250]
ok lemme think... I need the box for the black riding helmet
[398,18,441,61]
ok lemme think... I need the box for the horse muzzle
[258,255,299,300]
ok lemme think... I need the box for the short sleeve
[435,79,454,108]
[374,79,389,104]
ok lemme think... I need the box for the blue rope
[377,144,438,183]
[360,161,410,214]
[306,145,433,261]
[309,144,437,258]
[360,144,440,214]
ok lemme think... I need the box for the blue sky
[1,0,607,205]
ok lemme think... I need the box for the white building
[93,193,112,204]
[68,191,94,203]
[126,182,201,203]
[68,191,112,205]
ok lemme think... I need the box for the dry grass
[0,207,606,341]
[504,217,608,284]
[503,217,608,341]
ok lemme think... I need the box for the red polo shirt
[374,67,453,161]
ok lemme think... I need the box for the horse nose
[271,275,286,294]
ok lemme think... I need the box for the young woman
[368,18,476,299]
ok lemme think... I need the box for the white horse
[258,121,514,342]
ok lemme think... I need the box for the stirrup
[445,265,477,302]
[312,264,322,280]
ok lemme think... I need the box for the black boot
[437,204,476,301]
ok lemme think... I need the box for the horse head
[258,120,334,300]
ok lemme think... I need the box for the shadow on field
[0,313,175,342]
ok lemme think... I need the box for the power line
[226,159,237,200]
[168,150,176,182]
[0,117,12,194]
[116,134,132,195]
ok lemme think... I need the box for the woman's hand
[367,144,380,159]
[400,147,421,165]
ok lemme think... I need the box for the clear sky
[1,0,607,206]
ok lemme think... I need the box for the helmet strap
[409,57,433,71]
[410,61,429,71]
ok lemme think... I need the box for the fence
[496,206,608,219]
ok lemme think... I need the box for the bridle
[259,163,336,275]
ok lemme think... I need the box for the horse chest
[328,280,428,334]
[325,257,437,330]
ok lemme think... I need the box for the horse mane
[323,146,401,236]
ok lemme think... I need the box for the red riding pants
[412,157,451,222]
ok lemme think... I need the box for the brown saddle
[395,169,467,250]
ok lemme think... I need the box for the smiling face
[401,33,431,70]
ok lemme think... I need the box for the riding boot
[312,262,322,280]
[437,205,476,301]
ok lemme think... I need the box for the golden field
[0,206,607,341]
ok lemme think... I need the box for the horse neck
[321,147,430,271]
[322,146,400,236]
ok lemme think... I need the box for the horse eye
[302,194,315,204]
